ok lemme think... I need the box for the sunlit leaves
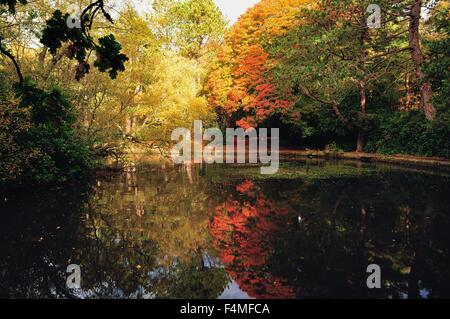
[169,0,227,59]
[0,0,27,14]
[137,52,215,146]
[153,0,227,60]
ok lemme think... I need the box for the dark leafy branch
[0,0,27,14]
[0,0,128,84]
[0,36,23,83]
[40,0,128,80]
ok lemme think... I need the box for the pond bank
[281,149,450,170]
[97,149,450,173]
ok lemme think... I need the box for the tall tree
[205,0,311,128]
[269,0,410,151]
[423,0,449,112]
[152,0,227,60]
[408,0,437,120]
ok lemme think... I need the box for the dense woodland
[0,0,449,186]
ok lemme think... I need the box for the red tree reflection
[210,180,296,299]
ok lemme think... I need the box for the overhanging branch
[0,41,24,85]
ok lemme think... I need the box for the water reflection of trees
[0,185,91,298]
[209,172,450,299]
[0,165,229,298]
[210,180,297,298]
[76,165,228,298]
[1,165,449,299]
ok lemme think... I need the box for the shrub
[0,77,95,186]
[366,110,450,158]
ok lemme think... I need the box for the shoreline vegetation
[98,148,450,173]
[280,149,450,170]
[2,150,449,194]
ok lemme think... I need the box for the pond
[1,159,450,299]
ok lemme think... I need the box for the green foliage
[159,0,227,59]
[263,0,448,157]
[0,1,131,186]
[363,4,450,158]
[424,4,450,112]
[24,120,93,183]
[267,0,409,151]
[15,78,74,125]
[0,76,95,185]
[2,1,128,81]
[40,10,89,56]
[366,110,450,158]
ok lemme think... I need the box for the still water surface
[1,159,450,299]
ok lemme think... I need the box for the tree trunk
[38,47,48,63]
[356,132,366,153]
[357,80,367,153]
[125,115,133,134]
[409,0,437,120]
[357,9,368,153]
[405,73,415,110]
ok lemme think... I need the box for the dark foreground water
[1,159,450,299]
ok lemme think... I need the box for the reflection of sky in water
[420,289,430,299]
[399,289,430,300]
[219,280,252,300]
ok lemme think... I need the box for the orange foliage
[209,180,297,299]
[205,0,313,128]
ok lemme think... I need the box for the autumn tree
[0,0,129,184]
[205,0,312,129]
[269,0,412,151]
